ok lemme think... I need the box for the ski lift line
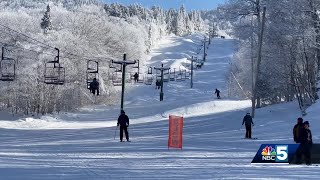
[0,40,113,63]
[0,23,113,61]
[0,24,55,50]
[0,41,57,57]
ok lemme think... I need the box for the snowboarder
[117,110,130,142]
[133,72,139,83]
[89,78,99,96]
[215,88,221,99]
[293,117,304,143]
[242,112,254,139]
[295,121,313,165]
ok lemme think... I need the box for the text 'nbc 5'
[251,144,299,164]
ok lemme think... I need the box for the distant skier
[242,112,254,139]
[134,72,139,83]
[214,88,221,99]
[89,78,99,96]
[296,121,313,165]
[293,117,304,143]
[156,80,161,89]
[117,110,130,142]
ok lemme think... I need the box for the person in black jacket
[214,88,221,99]
[117,110,130,142]
[242,113,254,139]
[133,73,139,83]
[293,117,304,143]
[296,121,313,165]
[89,78,99,95]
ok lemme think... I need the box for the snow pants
[120,126,129,141]
[245,125,252,139]
[296,144,312,164]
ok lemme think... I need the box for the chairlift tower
[154,64,170,101]
[189,56,197,88]
[112,54,136,113]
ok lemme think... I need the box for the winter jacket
[293,123,304,143]
[242,115,254,127]
[117,114,129,127]
[300,128,313,145]
[90,80,99,90]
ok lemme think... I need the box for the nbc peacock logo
[261,146,276,160]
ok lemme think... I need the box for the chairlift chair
[156,69,161,81]
[176,70,182,81]
[180,70,186,81]
[145,67,153,85]
[169,69,175,81]
[44,62,65,85]
[0,57,16,81]
[86,60,99,89]
[163,69,170,82]
[185,70,191,79]
[147,67,153,74]
[111,71,122,86]
[125,73,132,83]
[44,48,65,85]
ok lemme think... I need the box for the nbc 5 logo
[275,145,288,162]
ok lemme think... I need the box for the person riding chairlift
[90,78,99,96]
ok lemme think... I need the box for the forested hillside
[215,0,320,115]
[0,0,206,115]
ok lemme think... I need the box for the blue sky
[103,0,227,10]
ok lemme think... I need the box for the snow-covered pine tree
[40,4,52,34]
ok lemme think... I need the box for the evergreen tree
[40,4,52,34]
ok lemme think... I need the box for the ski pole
[114,126,118,140]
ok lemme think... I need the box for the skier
[117,110,130,142]
[242,112,254,139]
[293,117,304,143]
[89,78,99,96]
[296,121,313,165]
[133,72,139,83]
[214,88,221,99]
[156,80,161,89]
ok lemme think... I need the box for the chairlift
[182,70,187,80]
[169,69,175,81]
[44,62,65,85]
[86,60,99,89]
[109,60,116,69]
[133,72,144,83]
[163,69,169,82]
[176,69,186,81]
[125,73,132,83]
[147,67,153,74]
[185,70,191,79]
[44,48,65,85]
[145,67,153,85]
[0,58,16,81]
[156,69,161,81]
[111,71,122,86]
[0,47,16,81]
[176,70,182,81]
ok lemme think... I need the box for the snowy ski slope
[0,34,319,179]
